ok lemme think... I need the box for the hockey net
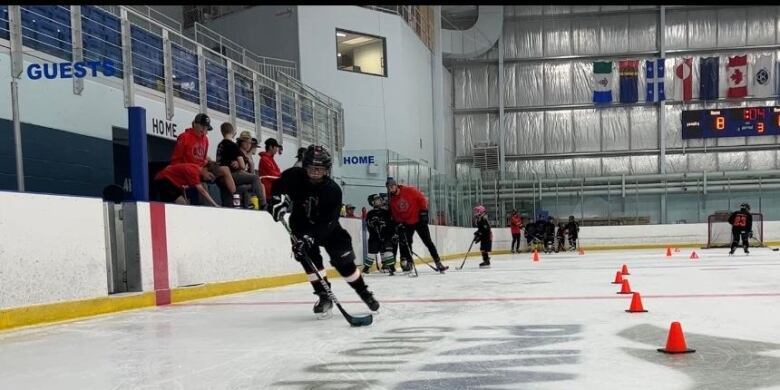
[706,212,764,248]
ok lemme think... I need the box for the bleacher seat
[81,6,122,75]
[206,61,229,114]
[0,6,9,40]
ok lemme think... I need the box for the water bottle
[233,194,241,208]
[250,195,260,210]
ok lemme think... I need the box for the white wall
[0,191,108,308]
[351,41,384,75]
[297,6,435,165]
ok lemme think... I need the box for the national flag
[752,55,773,98]
[726,55,747,98]
[673,57,692,102]
[699,56,719,100]
[645,58,665,103]
[619,60,639,103]
[592,61,613,104]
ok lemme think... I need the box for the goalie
[363,194,398,275]
[728,203,753,255]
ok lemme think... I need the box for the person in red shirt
[258,137,282,202]
[170,113,236,203]
[386,177,447,272]
[509,209,523,253]
[153,163,220,207]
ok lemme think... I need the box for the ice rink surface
[3,247,780,390]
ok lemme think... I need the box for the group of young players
[266,143,757,320]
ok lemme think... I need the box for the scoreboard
[681,106,780,139]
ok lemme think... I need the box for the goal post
[706,211,764,248]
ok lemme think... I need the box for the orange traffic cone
[532,250,540,262]
[617,279,632,294]
[578,247,585,255]
[625,292,648,313]
[666,247,672,257]
[689,251,699,260]
[657,322,696,354]
[612,271,624,284]
[621,264,630,275]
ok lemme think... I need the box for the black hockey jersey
[366,208,395,237]
[566,221,580,238]
[270,167,345,240]
[473,215,492,241]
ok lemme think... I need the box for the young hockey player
[543,216,556,254]
[269,145,380,318]
[363,193,398,275]
[531,218,547,252]
[728,203,753,255]
[524,220,536,252]
[555,222,567,252]
[509,210,523,253]
[566,215,580,251]
[472,205,493,268]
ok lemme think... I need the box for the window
[336,29,387,77]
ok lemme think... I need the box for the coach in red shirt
[170,113,236,202]
[386,177,447,272]
[153,163,221,207]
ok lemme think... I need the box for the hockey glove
[270,194,291,222]
[395,223,406,235]
[749,231,754,239]
[292,234,315,259]
[419,209,429,224]
[473,231,481,243]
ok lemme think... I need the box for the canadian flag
[727,55,748,98]
[673,57,692,101]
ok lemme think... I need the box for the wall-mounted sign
[27,59,116,80]
[343,155,376,165]
[149,117,178,139]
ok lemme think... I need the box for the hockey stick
[399,232,439,273]
[280,217,373,327]
[750,235,779,251]
[456,239,477,270]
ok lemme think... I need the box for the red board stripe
[150,202,171,306]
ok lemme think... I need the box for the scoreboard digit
[682,105,780,139]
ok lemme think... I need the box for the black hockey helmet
[569,215,575,221]
[302,145,332,170]
[740,203,751,211]
[367,194,384,207]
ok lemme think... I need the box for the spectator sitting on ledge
[153,163,220,207]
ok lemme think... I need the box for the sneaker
[313,292,333,318]
[400,260,413,272]
[358,290,380,311]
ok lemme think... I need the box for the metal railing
[361,5,433,50]
[389,160,780,228]
[5,5,342,153]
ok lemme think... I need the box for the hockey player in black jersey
[566,215,580,251]
[543,216,556,254]
[728,203,753,255]
[555,222,566,253]
[363,193,398,275]
[269,145,380,318]
[472,205,492,268]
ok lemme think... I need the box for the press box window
[336,29,387,77]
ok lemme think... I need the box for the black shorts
[154,179,183,202]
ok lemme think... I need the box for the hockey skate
[384,265,395,276]
[478,259,491,268]
[729,247,736,256]
[744,248,750,255]
[434,260,449,273]
[361,265,371,274]
[358,290,380,312]
[313,292,333,319]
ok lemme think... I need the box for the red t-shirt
[170,128,209,166]
[510,214,523,234]
[258,151,281,201]
[154,163,202,188]
[389,185,428,225]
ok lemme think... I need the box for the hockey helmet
[473,205,486,216]
[368,194,385,208]
[740,203,751,211]
[302,145,332,170]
